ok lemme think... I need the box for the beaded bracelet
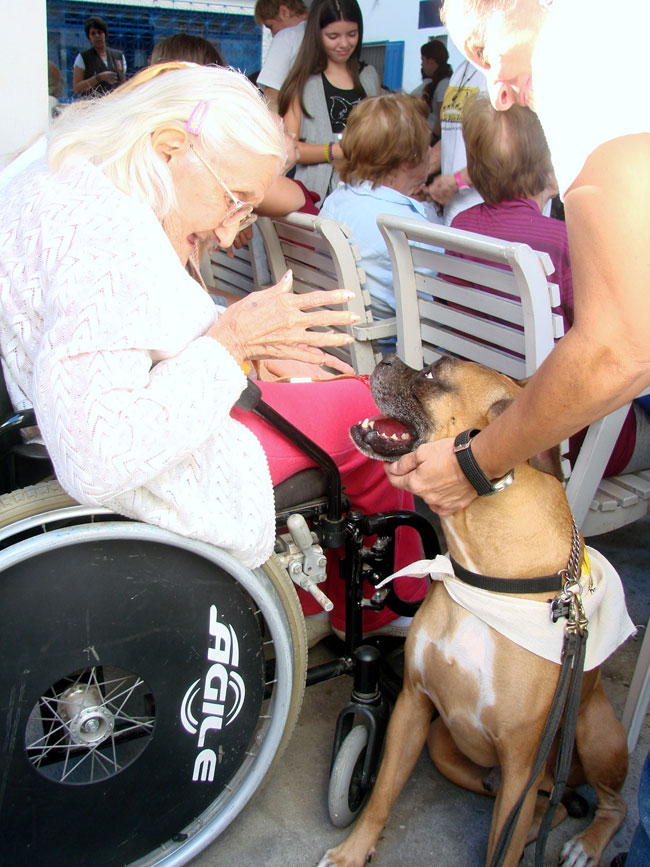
[325,141,335,164]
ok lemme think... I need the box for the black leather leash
[489,625,588,867]
[449,521,589,867]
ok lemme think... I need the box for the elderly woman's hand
[208,270,359,365]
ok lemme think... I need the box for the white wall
[358,0,464,92]
[0,0,49,170]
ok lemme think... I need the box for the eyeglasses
[188,143,256,231]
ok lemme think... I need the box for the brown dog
[319,355,629,867]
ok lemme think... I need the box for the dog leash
[454,520,590,867]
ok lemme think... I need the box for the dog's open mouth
[350,414,415,461]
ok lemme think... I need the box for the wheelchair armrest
[235,380,262,411]
[0,408,38,448]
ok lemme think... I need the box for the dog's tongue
[366,414,410,438]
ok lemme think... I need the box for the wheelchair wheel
[0,482,308,866]
[0,477,79,524]
[328,724,370,828]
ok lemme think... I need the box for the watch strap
[453,428,514,496]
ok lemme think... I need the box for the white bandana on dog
[382,547,635,671]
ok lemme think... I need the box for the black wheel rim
[0,536,265,866]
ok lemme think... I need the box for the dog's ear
[528,446,565,482]
[485,397,514,423]
[486,396,565,482]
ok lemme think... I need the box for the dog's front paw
[559,838,595,867]
[316,843,376,867]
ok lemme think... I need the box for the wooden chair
[255,212,390,375]
[378,213,650,751]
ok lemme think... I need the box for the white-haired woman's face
[444,0,547,111]
[163,145,279,264]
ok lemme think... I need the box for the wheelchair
[0,376,440,866]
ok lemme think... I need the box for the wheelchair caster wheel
[328,724,370,827]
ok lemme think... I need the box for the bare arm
[256,176,306,216]
[262,86,280,112]
[429,140,441,175]
[283,96,342,165]
[387,133,650,513]
[427,164,471,205]
[432,101,444,140]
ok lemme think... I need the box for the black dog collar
[450,557,563,594]
[453,428,514,496]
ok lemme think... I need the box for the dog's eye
[424,369,435,379]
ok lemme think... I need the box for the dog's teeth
[361,418,369,429]
[401,433,410,440]
[390,434,399,440]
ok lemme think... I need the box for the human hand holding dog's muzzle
[385,437,480,516]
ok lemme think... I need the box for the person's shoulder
[451,202,483,227]
[274,19,306,44]
[321,182,353,208]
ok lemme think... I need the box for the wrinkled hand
[98,70,118,85]
[427,173,458,206]
[209,270,358,365]
[384,437,478,516]
[262,351,354,380]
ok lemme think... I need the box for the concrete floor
[193,516,649,867]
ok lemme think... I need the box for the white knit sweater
[0,159,275,567]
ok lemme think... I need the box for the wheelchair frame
[0,375,440,866]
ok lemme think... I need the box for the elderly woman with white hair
[0,63,426,635]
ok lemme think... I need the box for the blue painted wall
[47,1,262,101]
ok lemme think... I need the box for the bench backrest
[377,214,564,379]
[205,239,263,299]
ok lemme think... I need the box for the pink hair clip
[186,99,210,135]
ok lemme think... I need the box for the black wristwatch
[453,428,514,496]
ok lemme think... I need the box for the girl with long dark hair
[278,0,380,205]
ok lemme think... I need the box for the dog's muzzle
[350,414,416,461]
